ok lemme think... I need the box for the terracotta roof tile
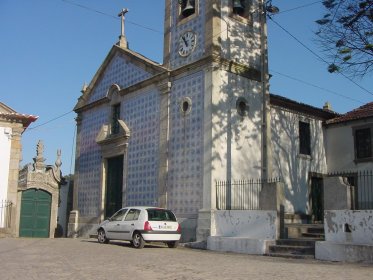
[327,102,373,124]
[269,94,339,120]
[0,111,38,128]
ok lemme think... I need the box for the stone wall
[324,210,373,245]
[316,210,373,263]
[210,210,276,239]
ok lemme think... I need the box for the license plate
[159,225,172,230]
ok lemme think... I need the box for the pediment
[0,102,16,114]
[75,45,167,110]
[96,119,131,145]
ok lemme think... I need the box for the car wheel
[132,232,145,249]
[97,228,109,244]
[167,241,179,248]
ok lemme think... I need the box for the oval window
[180,97,192,115]
[236,97,248,117]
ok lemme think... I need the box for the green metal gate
[19,189,51,238]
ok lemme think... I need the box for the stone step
[285,223,325,239]
[266,252,315,259]
[302,232,325,239]
[285,223,324,229]
[276,238,319,247]
[269,244,315,255]
[284,214,312,224]
[269,223,325,259]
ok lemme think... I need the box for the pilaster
[72,115,82,211]
[157,81,172,208]
[7,126,23,237]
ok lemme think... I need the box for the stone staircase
[267,221,325,259]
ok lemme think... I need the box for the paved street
[0,238,372,280]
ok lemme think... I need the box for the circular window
[236,97,248,117]
[180,97,192,115]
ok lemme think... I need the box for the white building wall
[211,70,262,182]
[220,0,261,69]
[270,107,328,213]
[0,127,11,201]
[0,126,11,227]
[325,121,373,172]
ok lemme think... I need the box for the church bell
[181,0,195,17]
[233,0,245,15]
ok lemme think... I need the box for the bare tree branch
[315,0,373,77]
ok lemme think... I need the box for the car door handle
[131,223,134,226]
[116,224,120,226]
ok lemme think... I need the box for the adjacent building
[0,102,37,234]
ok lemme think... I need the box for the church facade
[71,0,343,241]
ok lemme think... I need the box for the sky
[0,0,372,176]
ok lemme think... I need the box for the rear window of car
[146,209,176,222]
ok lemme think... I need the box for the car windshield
[146,209,176,222]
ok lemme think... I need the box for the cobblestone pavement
[0,238,372,280]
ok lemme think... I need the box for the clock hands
[182,36,188,47]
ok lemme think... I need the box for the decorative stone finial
[55,149,62,169]
[81,82,88,94]
[117,8,129,48]
[33,140,46,171]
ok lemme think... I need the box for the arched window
[231,0,252,21]
[179,0,196,19]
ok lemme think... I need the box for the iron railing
[0,200,12,228]
[216,178,281,210]
[328,170,373,210]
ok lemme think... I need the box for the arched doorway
[19,189,52,237]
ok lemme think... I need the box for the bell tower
[161,0,275,242]
[163,0,264,76]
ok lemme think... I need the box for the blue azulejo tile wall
[78,107,108,216]
[168,71,204,216]
[88,54,151,104]
[123,89,160,206]
[170,0,206,69]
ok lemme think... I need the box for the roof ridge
[327,101,373,124]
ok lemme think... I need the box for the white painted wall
[324,210,373,245]
[325,121,373,171]
[270,107,328,213]
[220,0,261,69]
[0,127,11,201]
[0,126,11,227]
[210,210,276,239]
[211,71,263,183]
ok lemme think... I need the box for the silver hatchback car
[97,206,181,249]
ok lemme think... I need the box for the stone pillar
[260,181,285,239]
[8,127,23,237]
[324,176,352,210]
[67,210,79,238]
[72,115,82,211]
[157,81,171,208]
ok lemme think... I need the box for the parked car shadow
[81,238,171,249]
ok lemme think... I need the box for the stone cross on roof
[117,8,129,48]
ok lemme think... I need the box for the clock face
[178,31,197,57]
